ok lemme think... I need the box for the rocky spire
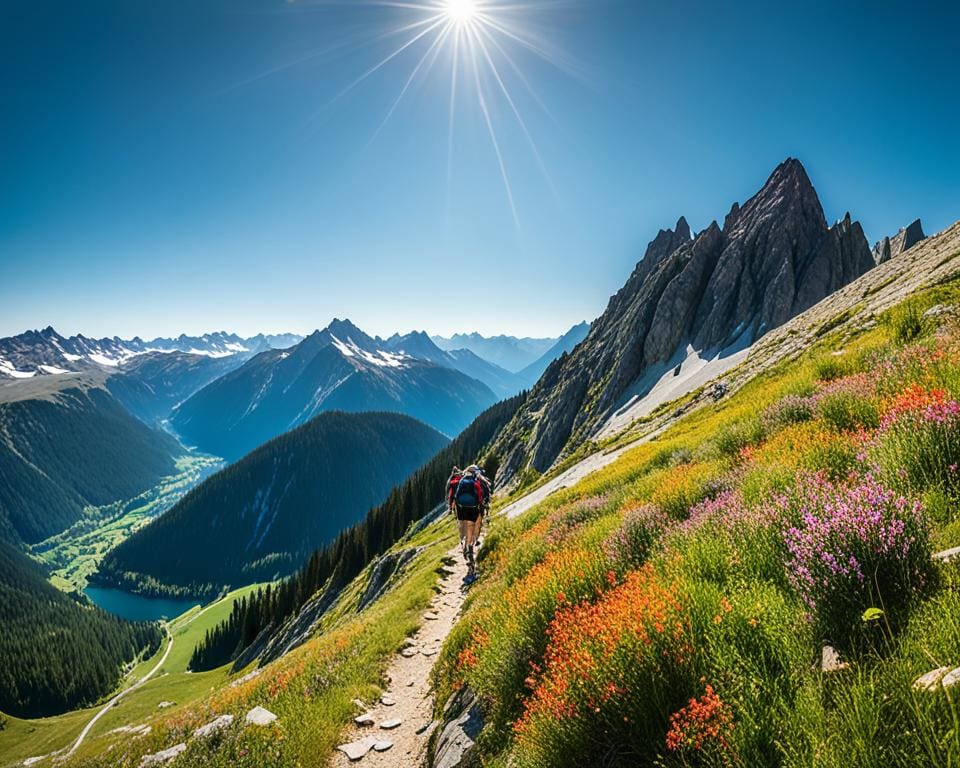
[493,158,878,483]
[874,219,926,263]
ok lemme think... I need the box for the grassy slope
[428,278,960,767]
[43,522,459,768]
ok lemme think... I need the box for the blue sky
[1,0,958,339]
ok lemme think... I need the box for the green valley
[30,454,224,593]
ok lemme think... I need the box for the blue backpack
[455,473,481,508]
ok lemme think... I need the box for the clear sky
[1,0,958,340]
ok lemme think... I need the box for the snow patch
[39,365,70,375]
[62,352,83,362]
[331,334,409,368]
[0,358,36,378]
[88,353,121,367]
[596,333,754,440]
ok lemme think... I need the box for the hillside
[104,351,248,425]
[493,159,880,484]
[170,319,497,460]
[94,412,449,598]
[0,376,180,546]
[0,539,162,718]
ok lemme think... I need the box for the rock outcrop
[873,218,926,263]
[493,159,877,483]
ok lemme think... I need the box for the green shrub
[816,391,880,432]
[714,418,765,458]
[888,299,928,344]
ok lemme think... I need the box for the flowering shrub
[514,567,691,766]
[872,385,960,496]
[665,684,735,760]
[602,502,669,567]
[761,394,814,433]
[777,473,932,646]
[751,421,859,481]
[461,547,612,744]
[544,495,612,547]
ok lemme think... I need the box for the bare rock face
[873,218,926,263]
[494,159,877,482]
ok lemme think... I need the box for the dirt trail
[332,545,469,767]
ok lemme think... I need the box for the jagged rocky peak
[493,157,878,483]
[873,218,926,264]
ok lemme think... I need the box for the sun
[444,0,479,24]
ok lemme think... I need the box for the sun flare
[444,0,479,24]
[320,0,574,227]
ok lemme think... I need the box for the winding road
[63,624,174,758]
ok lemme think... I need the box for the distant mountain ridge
[493,158,882,483]
[0,327,302,379]
[95,411,449,597]
[516,321,591,383]
[170,319,499,460]
[432,332,559,372]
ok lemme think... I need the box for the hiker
[448,464,488,582]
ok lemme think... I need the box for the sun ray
[330,14,448,106]
[370,21,454,143]
[445,24,462,218]
[470,24,557,197]
[475,22,556,123]
[467,29,520,227]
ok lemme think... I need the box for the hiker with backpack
[447,464,489,583]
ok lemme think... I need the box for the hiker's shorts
[456,505,481,523]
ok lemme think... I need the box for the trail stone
[192,714,234,739]
[337,736,378,761]
[373,740,394,752]
[380,696,396,706]
[355,714,375,726]
[401,648,418,658]
[424,612,440,620]
[821,645,849,673]
[157,701,175,709]
[245,705,278,726]
[352,698,367,710]
[139,743,187,767]
[934,545,960,562]
[942,667,960,689]
[422,648,437,657]
[913,667,951,691]
[380,718,402,730]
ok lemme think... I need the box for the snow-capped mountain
[0,327,303,379]
[170,319,498,460]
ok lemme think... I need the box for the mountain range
[492,158,907,483]
[432,333,559,372]
[0,327,303,379]
[169,319,501,460]
[95,411,449,597]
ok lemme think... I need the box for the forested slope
[0,540,162,718]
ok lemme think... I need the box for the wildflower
[665,684,734,754]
